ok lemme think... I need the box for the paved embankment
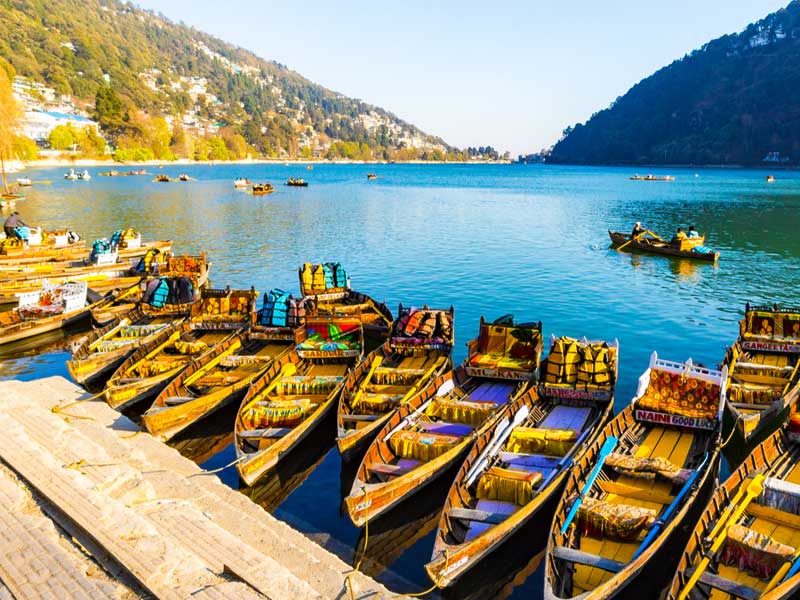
[0,376,394,600]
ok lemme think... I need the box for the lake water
[2,163,799,598]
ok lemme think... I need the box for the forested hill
[549,2,800,166]
[0,0,452,159]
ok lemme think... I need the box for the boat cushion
[636,369,721,420]
[421,422,473,437]
[759,477,800,515]
[425,399,496,427]
[719,523,796,580]
[476,466,543,505]
[174,340,209,355]
[353,393,402,414]
[605,453,693,484]
[471,322,539,372]
[466,381,515,404]
[297,320,362,353]
[389,430,460,462]
[133,359,187,377]
[576,496,657,542]
[241,399,312,429]
[278,375,342,395]
[507,427,578,457]
[539,405,592,432]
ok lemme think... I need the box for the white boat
[16,178,32,187]
[78,170,91,180]
[64,169,78,180]
[233,178,250,188]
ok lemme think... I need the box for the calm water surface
[2,163,799,598]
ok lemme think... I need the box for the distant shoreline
[11,157,513,170]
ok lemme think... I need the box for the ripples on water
[3,163,800,598]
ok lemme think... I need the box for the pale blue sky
[134,0,789,154]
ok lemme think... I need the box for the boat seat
[449,506,509,525]
[464,499,518,541]
[238,427,292,439]
[465,381,515,404]
[689,570,759,600]
[719,523,796,580]
[164,396,195,405]
[498,452,562,471]
[420,422,473,437]
[367,462,415,477]
[551,545,625,574]
[341,414,380,422]
[539,405,591,432]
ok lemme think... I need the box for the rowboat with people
[665,419,800,600]
[234,317,364,486]
[344,315,543,527]
[426,334,618,588]
[609,228,719,262]
[629,174,675,181]
[721,303,800,468]
[336,304,454,461]
[300,262,393,350]
[103,287,258,415]
[233,178,251,188]
[286,178,309,187]
[544,352,727,600]
[251,183,274,195]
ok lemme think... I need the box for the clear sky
[133,0,789,155]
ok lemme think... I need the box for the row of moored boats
[4,229,800,598]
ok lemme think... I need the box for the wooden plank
[164,396,196,405]
[238,428,291,439]
[448,507,509,525]
[341,414,379,422]
[690,570,760,600]
[748,503,800,530]
[597,479,675,505]
[552,545,625,573]
[367,462,412,476]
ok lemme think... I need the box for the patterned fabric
[472,322,539,372]
[425,399,496,427]
[476,466,543,505]
[605,453,692,484]
[353,394,402,414]
[389,430,460,461]
[636,369,721,419]
[297,320,362,352]
[241,399,312,429]
[576,496,656,542]
[174,340,209,355]
[507,427,578,457]
[133,358,188,377]
[719,524,795,580]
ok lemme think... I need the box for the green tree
[12,135,38,161]
[94,84,124,128]
[48,124,77,150]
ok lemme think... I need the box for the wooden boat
[609,230,719,262]
[142,328,296,442]
[234,317,364,486]
[299,262,393,350]
[67,308,183,390]
[426,335,619,587]
[544,352,727,600]
[251,183,274,195]
[721,304,800,468]
[767,175,775,183]
[0,237,172,266]
[89,253,211,326]
[629,174,675,181]
[154,174,170,183]
[336,304,454,461]
[367,174,378,180]
[104,287,258,415]
[286,178,309,187]
[665,421,800,600]
[344,316,543,527]
[0,271,145,305]
[178,174,189,182]
[233,178,251,188]
[0,281,106,346]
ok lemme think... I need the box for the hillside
[549,1,800,166]
[0,0,454,160]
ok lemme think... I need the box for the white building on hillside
[21,110,102,145]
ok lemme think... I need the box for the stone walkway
[0,376,394,599]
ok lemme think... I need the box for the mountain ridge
[548,1,800,166]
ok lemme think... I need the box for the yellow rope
[50,390,106,421]
[718,415,741,450]
[186,453,248,477]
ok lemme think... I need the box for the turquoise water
[2,163,799,598]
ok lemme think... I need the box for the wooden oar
[616,229,660,252]
[350,355,383,408]
[396,357,447,404]
[32,180,52,185]
[632,452,709,560]
[465,404,531,486]
[560,436,618,534]
[676,474,765,600]
[88,317,132,351]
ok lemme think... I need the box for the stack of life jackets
[394,308,449,340]
[301,262,348,294]
[142,277,195,308]
[90,238,112,262]
[134,248,161,274]
[546,337,612,387]
[260,289,305,328]
[109,228,137,248]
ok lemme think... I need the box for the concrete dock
[0,376,394,599]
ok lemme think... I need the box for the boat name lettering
[442,556,468,576]
[543,386,608,400]
[464,366,528,381]
[741,341,800,353]
[355,499,372,511]
[635,409,716,430]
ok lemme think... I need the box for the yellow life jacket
[546,337,580,384]
[311,264,326,291]
[577,344,611,386]
[301,263,314,294]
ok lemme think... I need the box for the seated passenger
[631,221,644,238]
[687,225,700,238]
[671,227,687,244]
